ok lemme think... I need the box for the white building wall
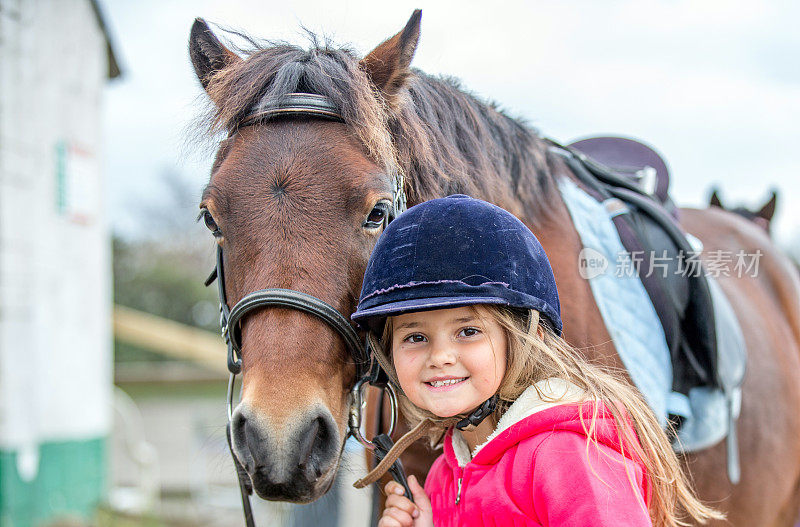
[0,0,112,464]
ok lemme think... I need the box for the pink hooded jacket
[424,380,652,527]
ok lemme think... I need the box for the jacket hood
[446,378,634,468]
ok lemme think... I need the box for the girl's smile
[391,306,507,418]
[424,376,469,390]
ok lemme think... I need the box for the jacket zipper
[455,477,463,504]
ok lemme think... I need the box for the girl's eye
[403,334,426,344]
[459,327,481,338]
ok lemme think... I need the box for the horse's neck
[481,154,622,370]
[399,81,620,367]
[529,163,621,369]
[399,76,551,210]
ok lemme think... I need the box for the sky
[101,0,800,250]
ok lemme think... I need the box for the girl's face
[391,306,507,418]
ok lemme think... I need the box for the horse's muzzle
[230,404,340,502]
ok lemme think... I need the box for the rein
[205,93,407,526]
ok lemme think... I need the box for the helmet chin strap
[455,394,500,430]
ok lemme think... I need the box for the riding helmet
[351,194,562,335]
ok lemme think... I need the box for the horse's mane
[204,33,557,222]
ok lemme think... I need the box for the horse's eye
[364,203,390,229]
[202,210,221,236]
[368,207,386,223]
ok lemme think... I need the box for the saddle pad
[558,177,731,452]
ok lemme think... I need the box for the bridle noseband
[207,244,369,376]
[205,93,404,526]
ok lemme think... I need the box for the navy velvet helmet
[352,194,562,335]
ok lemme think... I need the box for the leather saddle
[569,137,674,212]
[557,136,719,403]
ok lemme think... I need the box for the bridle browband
[239,93,345,127]
[205,93,405,526]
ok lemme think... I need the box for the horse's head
[189,12,421,502]
[709,187,778,234]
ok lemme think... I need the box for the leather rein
[204,93,405,526]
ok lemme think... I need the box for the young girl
[351,195,721,527]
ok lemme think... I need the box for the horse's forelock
[204,38,399,180]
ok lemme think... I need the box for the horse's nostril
[297,415,333,475]
[233,411,246,435]
[297,418,320,468]
[231,411,257,472]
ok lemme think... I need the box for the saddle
[557,136,717,397]
[551,137,746,483]
[569,137,675,212]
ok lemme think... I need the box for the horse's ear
[709,188,723,208]
[361,10,421,104]
[189,18,240,92]
[757,190,778,222]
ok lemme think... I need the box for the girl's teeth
[429,378,466,388]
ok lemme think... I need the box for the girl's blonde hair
[377,305,723,527]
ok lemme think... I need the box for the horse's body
[190,12,800,524]
[679,209,800,524]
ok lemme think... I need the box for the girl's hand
[378,475,434,527]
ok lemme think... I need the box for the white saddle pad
[558,177,741,453]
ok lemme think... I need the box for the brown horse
[189,11,800,524]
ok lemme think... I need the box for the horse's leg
[681,208,800,526]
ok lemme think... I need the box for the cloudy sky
[101,0,800,248]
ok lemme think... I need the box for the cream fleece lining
[451,378,586,467]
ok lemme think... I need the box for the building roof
[89,0,122,79]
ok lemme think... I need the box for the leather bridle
[204,93,405,526]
